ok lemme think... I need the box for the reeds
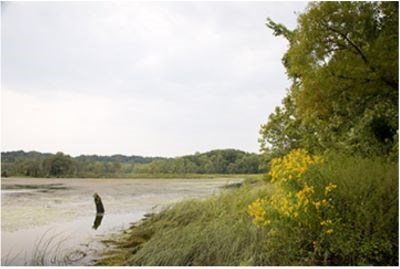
[3,228,88,266]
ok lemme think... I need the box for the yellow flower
[248,198,268,227]
[320,219,332,226]
[256,149,328,228]
[268,149,321,185]
[313,201,321,210]
[324,183,337,195]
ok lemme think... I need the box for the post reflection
[92,213,104,230]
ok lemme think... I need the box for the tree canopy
[260,1,398,159]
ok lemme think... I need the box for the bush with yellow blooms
[248,149,338,263]
[247,150,398,265]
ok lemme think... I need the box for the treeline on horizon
[0,149,262,178]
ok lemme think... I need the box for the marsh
[1,177,241,265]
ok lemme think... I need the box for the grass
[2,229,84,266]
[96,178,274,266]
[95,153,398,266]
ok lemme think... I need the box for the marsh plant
[2,229,88,266]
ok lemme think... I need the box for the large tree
[260,1,398,158]
[46,152,75,177]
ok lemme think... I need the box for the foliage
[1,149,262,178]
[256,3,398,265]
[135,149,261,174]
[259,95,305,159]
[260,1,398,159]
[75,154,166,164]
[46,152,75,177]
[248,149,398,265]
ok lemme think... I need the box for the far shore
[1,173,261,180]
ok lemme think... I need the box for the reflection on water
[92,214,104,230]
[1,177,242,265]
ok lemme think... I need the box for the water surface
[1,177,241,265]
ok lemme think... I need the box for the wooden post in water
[93,192,105,214]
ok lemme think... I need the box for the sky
[1,1,308,157]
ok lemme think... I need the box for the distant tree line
[1,149,262,178]
[134,149,261,174]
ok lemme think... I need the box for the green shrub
[249,150,398,265]
[316,153,398,265]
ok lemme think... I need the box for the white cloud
[1,1,308,157]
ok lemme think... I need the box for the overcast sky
[1,1,308,157]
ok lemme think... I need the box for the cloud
[1,1,308,157]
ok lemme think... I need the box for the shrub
[249,149,398,265]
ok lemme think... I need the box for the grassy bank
[96,153,398,266]
[96,178,273,266]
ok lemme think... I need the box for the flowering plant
[248,149,338,256]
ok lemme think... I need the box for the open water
[1,177,241,265]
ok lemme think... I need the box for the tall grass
[97,181,274,266]
[314,154,398,265]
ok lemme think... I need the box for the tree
[262,1,398,157]
[24,158,45,177]
[259,95,306,159]
[46,152,75,177]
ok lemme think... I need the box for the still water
[1,177,241,265]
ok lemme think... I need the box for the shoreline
[1,173,261,180]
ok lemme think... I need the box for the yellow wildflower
[320,219,332,226]
[313,201,321,210]
[324,183,337,195]
[248,198,268,227]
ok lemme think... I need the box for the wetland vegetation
[2,1,398,266]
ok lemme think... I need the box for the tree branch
[322,21,398,90]
[321,21,370,66]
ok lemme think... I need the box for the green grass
[96,179,274,266]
